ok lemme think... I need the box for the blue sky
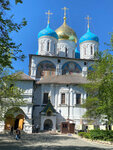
[10,0,113,74]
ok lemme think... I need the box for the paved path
[0,132,113,150]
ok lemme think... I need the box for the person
[32,125,36,133]
[36,124,39,133]
[10,126,14,135]
[16,128,21,140]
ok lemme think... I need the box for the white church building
[0,9,99,133]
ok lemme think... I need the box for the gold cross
[85,15,92,28]
[45,10,53,24]
[62,7,69,18]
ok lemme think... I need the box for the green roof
[41,100,56,113]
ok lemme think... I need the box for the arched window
[36,60,56,78]
[47,42,49,51]
[65,48,68,57]
[91,45,93,55]
[54,44,56,54]
[84,48,86,55]
[62,61,82,75]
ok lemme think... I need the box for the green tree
[82,43,113,130]
[0,0,26,70]
[0,0,27,120]
[0,71,25,120]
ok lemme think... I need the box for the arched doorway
[5,107,25,130]
[44,119,53,130]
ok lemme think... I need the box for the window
[47,110,52,116]
[84,62,87,65]
[58,59,61,63]
[47,42,49,51]
[43,93,49,104]
[76,94,81,104]
[61,93,65,104]
[84,47,86,55]
[91,45,93,55]
[65,48,68,57]
[63,124,67,128]
[54,44,56,54]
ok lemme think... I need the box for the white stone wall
[0,121,5,132]
[17,81,33,103]
[57,40,76,58]
[40,115,56,130]
[38,36,57,56]
[80,41,99,59]
[0,80,33,133]
[30,55,94,79]
[17,81,33,133]
[33,84,87,130]
[38,35,76,59]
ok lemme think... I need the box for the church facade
[0,10,99,133]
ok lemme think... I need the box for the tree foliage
[0,0,26,70]
[0,71,25,120]
[0,0,27,120]
[82,41,113,129]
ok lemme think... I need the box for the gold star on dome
[45,10,53,24]
[85,15,92,29]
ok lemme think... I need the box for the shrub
[84,132,90,139]
[78,132,90,139]
[78,132,86,137]
[90,130,113,141]
[78,129,113,141]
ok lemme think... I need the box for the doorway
[14,119,19,130]
[5,108,25,130]
[14,114,24,130]
[44,119,53,130]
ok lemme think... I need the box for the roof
[41,100,56,113]
[36,74,89,85]
[38,24,58,39]
[29,54,95,62]
[79,28,99,44]
[13,72,34,81]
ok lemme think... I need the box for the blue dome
[79,28,99,44]
[75,48,80,59]
[38,24,58,39]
